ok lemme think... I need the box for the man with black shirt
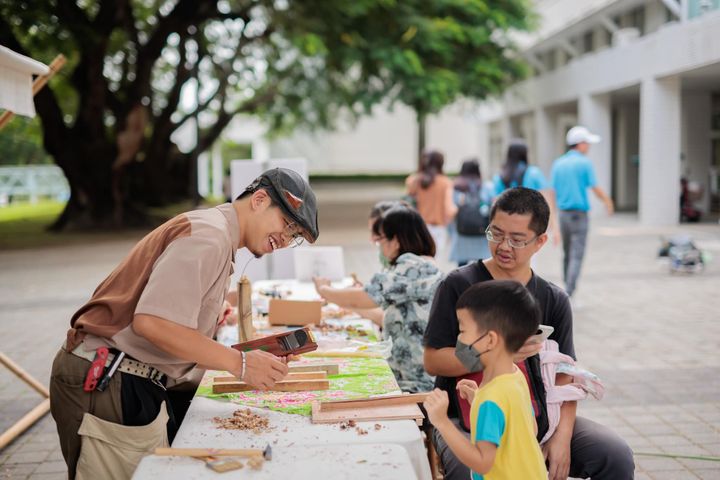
[424,187,634,480]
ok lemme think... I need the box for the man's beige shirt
[68,203,239,380]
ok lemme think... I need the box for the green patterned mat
[196,356,400,416]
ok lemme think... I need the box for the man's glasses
[485,226,538,249]
[282,218,305,248]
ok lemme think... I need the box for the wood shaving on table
[213,408,271,433]
[247,457,264,470]
[315,321,369,336]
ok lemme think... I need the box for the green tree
[0,0,533,230]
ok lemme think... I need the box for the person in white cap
[550,126,614,298]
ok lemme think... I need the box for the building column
[579,93,612,214]
[639,76,681,225]
[534,106,555,176]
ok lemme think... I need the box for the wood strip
[318,393,429,412]
[0,352,50,397]
[213,371,327,383]
[288,363,339,375]
[212,379,330,394]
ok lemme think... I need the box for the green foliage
[0,0,534,227]
[0,116,53,165]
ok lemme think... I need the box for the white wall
[269,102,481,175]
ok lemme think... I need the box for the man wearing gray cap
[551,126,614,299]
[50,168,318,479]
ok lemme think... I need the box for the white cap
[566,126,601,146]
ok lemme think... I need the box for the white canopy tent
[0,45,50,118]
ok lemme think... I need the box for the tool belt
[66,342,167,388]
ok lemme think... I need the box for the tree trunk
[417,111,427,170]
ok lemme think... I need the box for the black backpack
[455,185,489,236]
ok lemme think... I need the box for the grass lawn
[0,200,221,250]
[0,201,142,250]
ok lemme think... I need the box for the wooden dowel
[0,54,66,131]
[0,352,49,397]
[319,393,430,412]
[0,399,50,450]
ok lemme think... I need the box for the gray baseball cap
[244,168,319,243]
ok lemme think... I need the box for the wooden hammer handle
[154,448,263,458]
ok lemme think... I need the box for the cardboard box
[268,299,323,326]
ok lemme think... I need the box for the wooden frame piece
[316,393,429,412]
[213,371,327,383]
[212,378,330,394]
[288,363,340,375]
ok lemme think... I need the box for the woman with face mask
[314,206,443,393]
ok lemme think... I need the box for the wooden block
[311,401,424,424]
[268,299,322,325]
[288,363,340,375]
[213,371,327,383]
[318,393,429,412]
[212,379,330,394]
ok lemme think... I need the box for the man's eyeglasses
[485,226,538,249]
[282,217,305,248]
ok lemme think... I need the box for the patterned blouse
[365,253,444,392]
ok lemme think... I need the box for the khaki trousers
[50,348,169,480]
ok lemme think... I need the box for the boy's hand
[423,389,450,427]
[456,379,478,402]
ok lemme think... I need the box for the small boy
[424,280,547,479]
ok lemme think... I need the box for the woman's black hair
[369,200,401,220]
[419,150,445,189]
[454,158,482,192]
[500,139,529,188]
[372,206,435,263]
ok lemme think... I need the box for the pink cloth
[539,340,605,444]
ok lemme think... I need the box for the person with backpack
[449,159,494,266]
[423,187,634,480]
[494,139,560,244]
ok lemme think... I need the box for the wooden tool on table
[155,445,272,460]
[232,327,318,357]
[311,393,429,424]
[155,445,271,472]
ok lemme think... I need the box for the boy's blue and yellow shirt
[470,368,547,480]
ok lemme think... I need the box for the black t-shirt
[423,260,575,418]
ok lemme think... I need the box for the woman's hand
[312,277,331,297]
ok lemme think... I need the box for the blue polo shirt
[551,150,597,211]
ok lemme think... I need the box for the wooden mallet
[154,444,273,461]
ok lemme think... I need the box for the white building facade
[479,0,720,225]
